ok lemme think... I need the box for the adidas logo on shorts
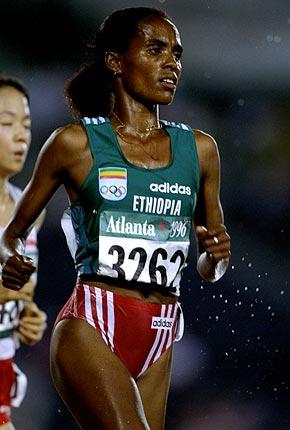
[151,316,173,330]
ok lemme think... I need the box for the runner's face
[119,17,183,106]
[0,86,31,177]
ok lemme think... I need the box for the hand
[0,280,35,304]
[195,224,231,262]
[16,302,47,346]
[1,255,36,291]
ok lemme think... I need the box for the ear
[105,51,121,75]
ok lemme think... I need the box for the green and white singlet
[61,116,200,296]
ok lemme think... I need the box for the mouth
[160,76,177,90]
[13,150,26,161]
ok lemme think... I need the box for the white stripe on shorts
[138,305,166,377]
[152,304,173,364]
[166,304,178,349]
[95,287,109,345]
[84,284,96,328]
[106,291,115,352]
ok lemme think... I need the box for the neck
[112,111,161,135]
[0,178,11,214]
[112,81,160,129]
[111,93,160,133]
[0,177,9,196]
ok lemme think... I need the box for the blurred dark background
[1,0,289,429]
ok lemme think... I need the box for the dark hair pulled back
[65,7,171,119]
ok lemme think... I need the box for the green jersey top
[61,116,200,296]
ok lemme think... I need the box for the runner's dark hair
[65,7,172,119]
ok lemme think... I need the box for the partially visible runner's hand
[1,255,36,291]
[17,302,47,345]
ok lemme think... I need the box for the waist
[78,274,178,305]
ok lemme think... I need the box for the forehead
[0,87,30,115]
[134,17,182,46]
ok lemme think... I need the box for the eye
[0,122,13,127]
[173,50,182,62]
[148,46,162,55]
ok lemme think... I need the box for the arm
[0,125,82,291]
[33,209,46,232]
[194,130,231,282]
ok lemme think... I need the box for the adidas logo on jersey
[150,182,191,196]
[151,317,174,330]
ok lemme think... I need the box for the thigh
[50,318,150,430]
[137,347,173,430]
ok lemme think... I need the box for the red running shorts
[55,283,183,378]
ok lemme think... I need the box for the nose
[14,124,30,145]
[163,52,181,74]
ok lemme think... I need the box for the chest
[117,133,171,169]
[76,120,200,217]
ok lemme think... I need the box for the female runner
[0,8,230,430]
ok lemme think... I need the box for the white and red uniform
[0,182,38,425]
[55,283,184,379]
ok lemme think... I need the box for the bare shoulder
[194,129,218,154]
[46,123,87,153]
[38,123,88,170]
[193,129,220,176]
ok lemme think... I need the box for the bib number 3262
[99,237,189,288]
[98,211,191,288]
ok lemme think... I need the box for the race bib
[98,211,191,288]
[0,300,24,332]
